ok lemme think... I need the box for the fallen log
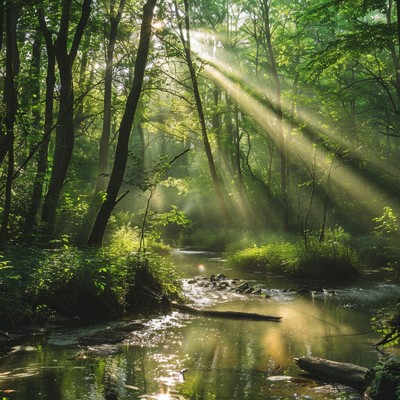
[170,302,281,322]
[295,356,372,389]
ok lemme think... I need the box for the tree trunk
[295,356,372,389]
[0,0,4,52]
[25,18,55,233]
[262,0,289,232]
[40,0,92,239]
[170,301,281,321]
[88,0,157,246]
[175,0,234,227]
[0,5,19,243]
[96,0,125,193]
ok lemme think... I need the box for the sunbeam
[186,30,400,221]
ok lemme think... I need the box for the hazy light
[187,31,400,218]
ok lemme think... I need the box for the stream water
[1,250,399,400]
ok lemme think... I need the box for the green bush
[0,234,181,327]
[367,358,400,400]
[227,229,359,279]
[227,242,298,273]
[180,228,234,251]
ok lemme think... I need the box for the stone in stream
[235,282,249,293]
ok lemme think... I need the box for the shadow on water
[0,250,399,399]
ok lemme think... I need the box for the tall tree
[260,0,289,232]
[0,3,20,243]
[96,0,126,193]
[24,8,57,232]
[173,0,234,227]
[40,0,92,239]
[88,0,157,246]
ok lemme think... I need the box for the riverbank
[0,243,181,332]
[0,250,399,399]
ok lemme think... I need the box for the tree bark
[88,0,157,246]
[262,0,289,232]
[171,301,281,321]
[24,16,56,233]
[96,0,125,193]
[0,4,20,243]
[40,0,92,239]
[295,356,372,389]
[174,0,234,227]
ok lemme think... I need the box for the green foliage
[227,229,358,279]
[294,230,358,278]
[0,235,181,326]
[356,207,400,273]
[180,228,235,252]
[130,252,182,299]
[371,304,400,347]
[145,205,190,247]
[367,357,400,400]
[228,242,298,273]
[374,206,398,236]
[0,253,30,326]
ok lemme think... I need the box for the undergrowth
[227,228,359,278]
[0,228,181,329]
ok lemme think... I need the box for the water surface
[0,251,398,399]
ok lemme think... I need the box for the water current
[0,250,399,399]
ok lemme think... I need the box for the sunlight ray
[202,63,397,219]
[190,32,399,180]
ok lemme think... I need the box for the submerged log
[170,302,281,322]
[295,356,372,389]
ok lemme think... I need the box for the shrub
[227,228,359,279]
[180,228,234,251]
[367,358,400,400]
[0,233,181,327]
[227,242,298,273]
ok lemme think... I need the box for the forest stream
[0,250,399,400]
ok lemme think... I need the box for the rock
[253,288,262,295]
[216,273,227,280]
[236,282,249,292]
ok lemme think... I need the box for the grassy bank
[226,229,359,279]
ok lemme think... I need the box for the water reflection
[0,251,398,399]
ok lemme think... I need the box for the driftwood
[295,356,372,389]
[170,302,281,322]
